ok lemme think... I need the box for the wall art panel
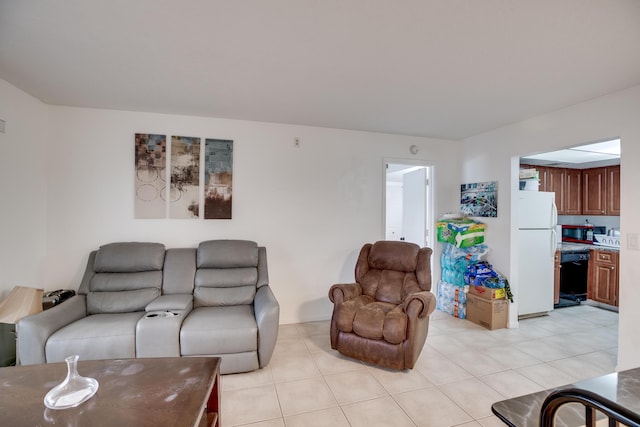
[204,139,233,219]
[170,136,200,219]
[134,133,167,218]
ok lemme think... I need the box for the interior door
[402,168,427,246]
[384,162,432,247]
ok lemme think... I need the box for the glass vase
[44,355,99,409]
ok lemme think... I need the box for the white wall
[25,104,458,324]
[0,80,49,299]
[462,84,640,370]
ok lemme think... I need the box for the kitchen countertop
[558,242,620,252]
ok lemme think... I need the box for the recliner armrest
[17,295,87,365]
[403,291,436,319]
[145,294,193,312]
[254,286,279,368]
[328,283,363,304]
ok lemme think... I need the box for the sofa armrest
[328,283,363,304]
[145,294,193,313]
[254,286,279,368]
[17,295,87,365]
[403,291,436,319]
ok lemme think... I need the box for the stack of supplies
[436,243,488,319]
[463,260,513,330]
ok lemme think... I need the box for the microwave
[561,224,594,244]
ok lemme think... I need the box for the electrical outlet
[628,233,639,250]
[294,137,300,148]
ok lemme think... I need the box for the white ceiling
[1,1,640,140]
[521,139,621,169]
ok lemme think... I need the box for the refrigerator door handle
[551,229,558,257]
[551,200,558,229]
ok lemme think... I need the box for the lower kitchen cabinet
[588,249,619,307]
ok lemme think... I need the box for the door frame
[382,157,435,247]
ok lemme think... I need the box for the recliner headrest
[197,240,258,268]
[368,241,420,272]
[94,242,165,272]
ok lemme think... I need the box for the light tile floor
[221,304,618,427]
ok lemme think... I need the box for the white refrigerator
[517,191,558,317]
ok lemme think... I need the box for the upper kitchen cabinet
[520,164,619,216]
[607,165,621,215]
[520,138,621,216]
[525,165,580,215]
[583,167,607,215]
[542,167,565,213]
[583,165,620,216]
[564,168,582,215]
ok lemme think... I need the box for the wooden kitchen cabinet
[546,167,565,213]
[583,167,607,215]
[519,164,618,216]
[607,165,621,215]
[564,168,582,214]
[554,250,561,305]
[525,165,567,213]
[588,249,619,307]
[582,166,620,216]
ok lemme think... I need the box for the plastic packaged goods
[464,261,502,288]
[442,243,489,267]
[436,218,486,248]
[436,280,467,319]
[441,243,489,287]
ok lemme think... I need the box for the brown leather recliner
[328,241,435,370]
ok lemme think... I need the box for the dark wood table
[0,357,220,427]
[492,368,640,427]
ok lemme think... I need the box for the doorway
[384,161,434,247]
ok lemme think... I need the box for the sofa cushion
[87,288,161,314]
[194,240,260,307]
[87,242,165,314]
[352,302,406,343]
[194,268,257,306]
[90,271,163,292]
[45,312,145,362]
[197,240,258,268]
[162,248,196,294]
[180,306,257,355]
[94,242,165,273]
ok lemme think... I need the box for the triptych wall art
[134,133,233,219]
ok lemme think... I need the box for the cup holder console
[145,311,180,318]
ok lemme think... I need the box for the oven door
[557,251,590,307]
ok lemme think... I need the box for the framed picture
[461,181,498,217]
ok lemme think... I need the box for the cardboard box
[469,285,506,300]
[466,294,508,330]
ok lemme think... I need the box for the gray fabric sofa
[17,240,280,374]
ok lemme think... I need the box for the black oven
[556,249,590,308]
